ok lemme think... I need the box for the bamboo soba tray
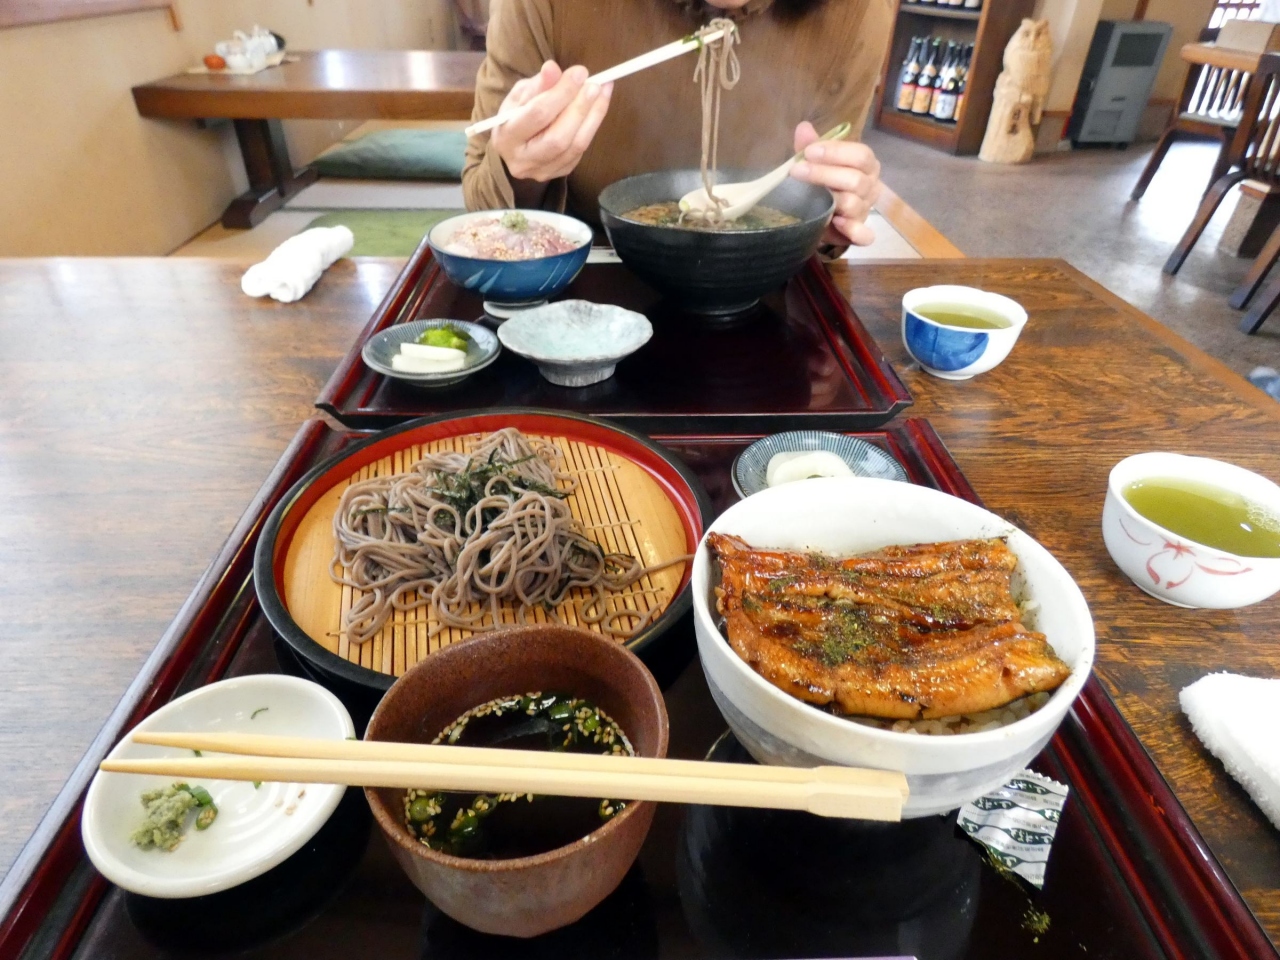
[5,418,1274,960]
[316,249,913,433]
[255,410,712,694]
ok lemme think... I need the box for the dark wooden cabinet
[875,0,1037,155]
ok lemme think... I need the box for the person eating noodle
[463,0,892,248]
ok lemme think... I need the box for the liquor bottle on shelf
[895,37,924,112]
[963,0,982,9]
[952,43,974,124]
[932,44,962,121]
[929,42,957,117]
[910,39,941,115]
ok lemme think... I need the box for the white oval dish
[691,477,1095,818]
[497,299,652,387]
[1102,452,1280,609]
[731,430,908,499]
[82,675,354,898]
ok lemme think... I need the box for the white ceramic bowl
[901,285,1027,381]
[691,477,1095,818]
[1102,452,1280,609]
[497,299,652,387]
[83,675,354,898]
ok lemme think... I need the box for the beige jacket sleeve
[462,0,567,212]
[812,0,895,260]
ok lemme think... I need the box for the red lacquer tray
[316,245,912,432]
[0,419,1274,960]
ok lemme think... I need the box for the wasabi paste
[131,782,218,851]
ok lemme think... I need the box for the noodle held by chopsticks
[681,17,741,227]
[330,428,689,644]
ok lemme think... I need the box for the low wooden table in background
[0,255,1277,948]
[132,50,485,228]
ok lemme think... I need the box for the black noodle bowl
[599,170,834,316]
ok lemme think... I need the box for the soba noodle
[330,428,689,645]
[682,17,741,227]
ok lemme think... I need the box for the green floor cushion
[313,130,468,181]
[305,209,457,257]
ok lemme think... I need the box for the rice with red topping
[444,211,579,261]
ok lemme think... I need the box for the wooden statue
[980,19,1053,165]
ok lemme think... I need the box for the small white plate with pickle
[362,319,500,388]
[81,675,353,899]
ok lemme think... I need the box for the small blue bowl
[901,285,1027,381]
[427,210,592,314]
[731,430,908,499]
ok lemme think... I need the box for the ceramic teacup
[901,285,1028,380]
[1101,452,1280,609]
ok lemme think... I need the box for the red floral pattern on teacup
[1119,515,1253,589]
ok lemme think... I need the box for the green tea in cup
[1122,476,1280,558]
[914,304,1012,330]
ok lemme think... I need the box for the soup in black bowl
[599,170,834,316]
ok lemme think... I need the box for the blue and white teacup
[901,285,1028,381]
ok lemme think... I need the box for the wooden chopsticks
[464,26,730,138]
[103,731,908,821]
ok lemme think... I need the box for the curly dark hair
[671,0,828,21]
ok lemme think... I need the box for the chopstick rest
[104,731,909,822]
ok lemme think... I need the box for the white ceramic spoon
[678,121,851,223]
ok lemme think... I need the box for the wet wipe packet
[956,769,1068,889]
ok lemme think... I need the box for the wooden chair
[1163,51,1280,281]
[1131,30,1250,201]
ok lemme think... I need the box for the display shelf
[900,3,982,22]
[875,0,1037,155]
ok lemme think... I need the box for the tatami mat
[284,179,466,211]
[173,204,919,261]
[170,211,320,258]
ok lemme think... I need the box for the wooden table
[1,255,1278,949]
[132,50,484,228]
[840,258,1280,946]
[0,256,396,894]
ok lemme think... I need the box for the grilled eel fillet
[708,533,1071,720]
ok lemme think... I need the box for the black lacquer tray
[0,418,1273,960]
[316,245,912,433]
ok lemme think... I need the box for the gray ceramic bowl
[497,300,652,387]
[361,319,499,388]
[364,624,668,938]
[599,170,834,315]
[732,431,909,499]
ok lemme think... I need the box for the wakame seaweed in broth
[403,692,634,858]
[621,201,800,231]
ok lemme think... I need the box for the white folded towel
[241,226,354,303]
[1181,672,1280,830]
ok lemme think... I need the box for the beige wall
[1036,0,1108,115]
[0,0,457,256]
[1093,0,1215,100]
[1027,0,1215,146]
[1145,0,1216,101]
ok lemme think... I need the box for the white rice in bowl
[848,691,1053,736]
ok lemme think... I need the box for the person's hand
[491,61,613,184]
[789,121,882,247]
